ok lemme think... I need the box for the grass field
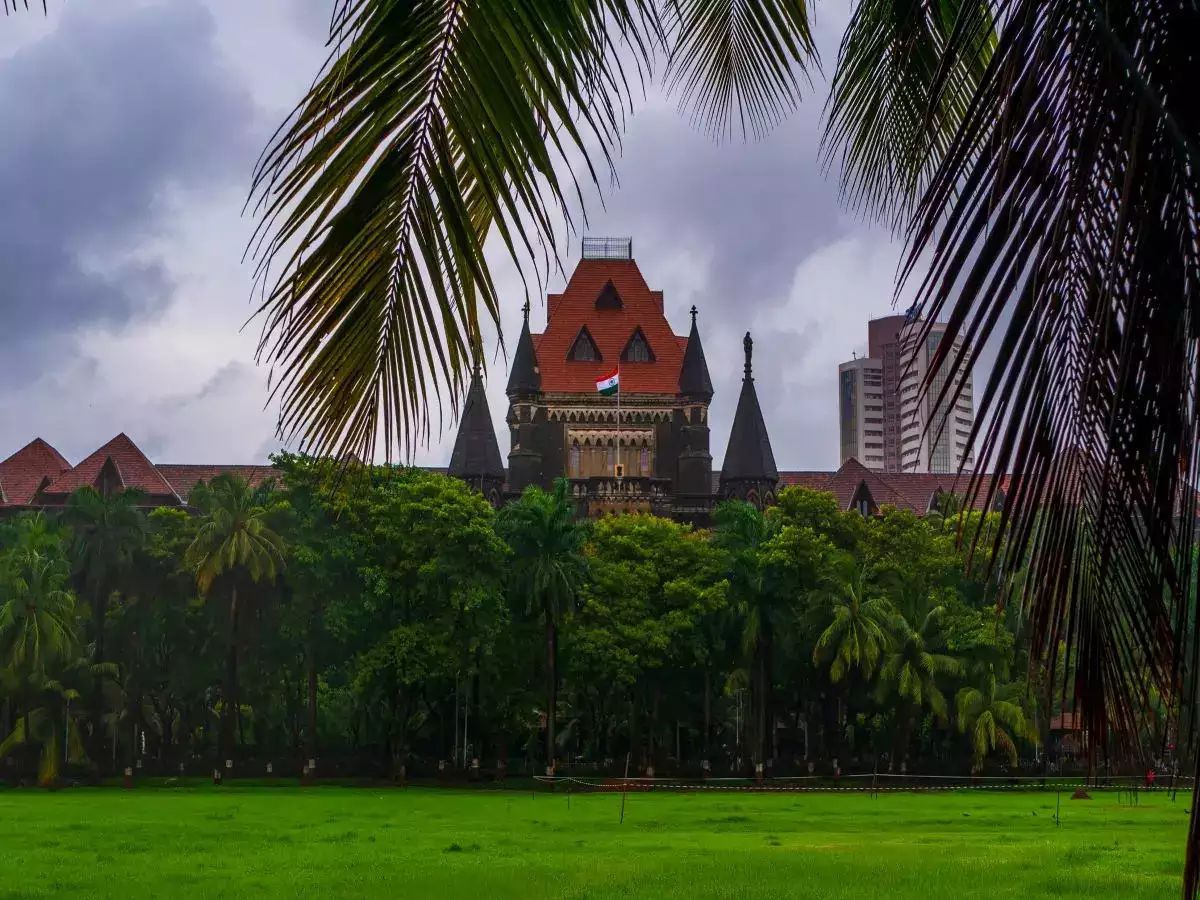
[0,785,1189,898]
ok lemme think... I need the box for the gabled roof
[720,334,778,483]
[533,258,685,393]
[448,367,505,480]
[0,438,70,507]
[678,307,713,401]
[39,433,180,501]
[156,465,278,503]
[506,303,541,396]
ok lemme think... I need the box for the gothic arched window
[639,447,650,476]
[568,326,602,361]
[569,441,582,477]
[621,327,655,363]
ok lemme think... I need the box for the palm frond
[664,0,816,140]
[822,0,996,230]
[898,0,1200,790]
[248,0,650,462]
[2,1,47,14]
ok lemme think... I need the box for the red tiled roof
[1050,712,1081,731]
[533,259,686,394]
[778,471,834,491]
[0,438,70,507]
[39,433,180,500]
[157,465,279,502]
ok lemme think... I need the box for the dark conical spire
[506,300,541,395]
[449,363,506,480]
[720,331,778,482]
[678,305,714,401]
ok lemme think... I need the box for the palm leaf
[2,1,46,13]
[249,0,817,462]
[822,0,996,230]
[892,3,1199,877]
[664,0,816,140]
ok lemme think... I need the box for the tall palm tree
[185,475,285,768]
[496,478,588,773]
[63,486,146,664]
[0,542,79,756]
[876,600,962,769]
[0,655,119,787]
[955,665,1030,773]
[713,501,780,767]
[813,562,893,685]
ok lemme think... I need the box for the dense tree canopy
[1,468,1111,785]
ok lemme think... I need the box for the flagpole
[616,361,621,478]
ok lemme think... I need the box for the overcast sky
[0,1,934,471]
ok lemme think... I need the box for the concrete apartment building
[839,315,975,475]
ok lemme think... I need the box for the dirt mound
[1071,787,1091,800]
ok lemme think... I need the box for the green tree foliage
[496,479,587,773]
[185,475,286,767]
[1,474,1069,783]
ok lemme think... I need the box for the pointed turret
[506,300,541,396]
[720,332,778,508]
[449,360,506,504]
[675,306,714,502]
[506,301,544,493]
[678,305,713,401]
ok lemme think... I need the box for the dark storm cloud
[0,0,256,376]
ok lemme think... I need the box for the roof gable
[534,258,685,394]
[39,433,180,501]
[0,438,71,507]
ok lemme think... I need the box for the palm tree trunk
[545,616,556,774]
[703,669,712,760]
[220,585,240,768]
[306,635,318,767]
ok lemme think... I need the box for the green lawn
[0,785,1188,898]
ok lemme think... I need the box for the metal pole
[619,751,631,824]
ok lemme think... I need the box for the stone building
[447,238,779,522]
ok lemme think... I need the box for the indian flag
[596,367,619,396]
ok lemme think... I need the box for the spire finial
[472,353,482,378]
[522,298,530,323]
[690,305,698,326]
[743,332,753,380]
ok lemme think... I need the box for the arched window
[568,327,602,361]
[606,442,615,471]
[621,327,655,363]
[639,447,650,476]
[569,441,582,477]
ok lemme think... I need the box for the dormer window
[568,326,602,361]
[595,280,623,310]
[621,327,655,363]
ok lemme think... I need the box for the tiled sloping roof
[778,471,834,491]
[0,438,70,506]
[157,465,279,502]
[40,433,180,500]
[533,259,686,394]
[824,458,903,510]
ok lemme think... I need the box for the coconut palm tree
[496,478,588,773]
[813,561,893,685]
[62,486,146,664]
[876,599,963,769]
[713,501,782,767]
[185,475,285,769]
[0,540,79,765]
[955,665,1030,773]
[0,655,119,786]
